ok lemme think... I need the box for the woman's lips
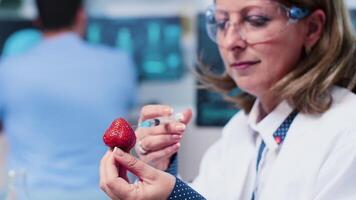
[230,61,260,70]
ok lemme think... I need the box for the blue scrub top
[0,33,137,196]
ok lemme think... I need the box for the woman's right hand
[135,105,192,171]
[100,148,176,200]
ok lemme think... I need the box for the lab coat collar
[248,100,295,150]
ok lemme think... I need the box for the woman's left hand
[135,105,192,171]
[100,148,176,200]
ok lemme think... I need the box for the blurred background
[0,0,355,195]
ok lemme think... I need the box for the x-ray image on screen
[86,16,184,81]
[196,13,239,127]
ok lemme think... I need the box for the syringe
[138,113,184,128]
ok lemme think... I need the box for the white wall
[346,0,356,9]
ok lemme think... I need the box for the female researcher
[100,0,356,199]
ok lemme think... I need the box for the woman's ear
[304,9,326,51]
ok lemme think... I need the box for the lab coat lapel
[226,121,256,200]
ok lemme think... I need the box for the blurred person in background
[99,0,356,199]
[0,0,137,199]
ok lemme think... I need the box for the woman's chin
[236,82,267,98]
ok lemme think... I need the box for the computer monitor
[0,17,184,81]
[86,16,184,81]
[0,0,21,9]
[196,13,239,127]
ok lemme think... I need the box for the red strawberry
[103,118,136,152]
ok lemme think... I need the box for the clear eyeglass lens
[206,1,294,46]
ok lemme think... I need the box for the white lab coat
[191,86,356,200]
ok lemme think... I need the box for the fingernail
[114,147,124,157]
[175,124,186,131]
[165,107,174,115]
[172,135,182,139]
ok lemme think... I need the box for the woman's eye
[216,20,228,30]
[245,15,270,27]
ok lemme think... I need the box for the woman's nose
[222,25,248,50]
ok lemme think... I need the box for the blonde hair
[197,0,356,114]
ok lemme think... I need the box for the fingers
[100,148,176,200]
[139,134,181,152]
[139,105,173,122]
[139,105,193,125]
[144,143,180,163]
[137,106,192,140]
[100,150,122,199]
[106,150,119,178]
[135,121,185,155]
[180,108,193,125]
[137,121,186,137]
[104,175,137,200]
[113,147,158,180]
[99,151,110,191]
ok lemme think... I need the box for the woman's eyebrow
[216,3,270,14]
